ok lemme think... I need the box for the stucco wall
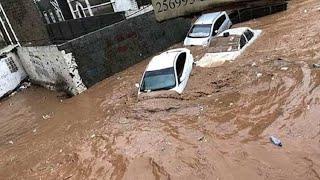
[17,46,86,95]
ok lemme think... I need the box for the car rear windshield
[208,35,241,53]
[140,67,176,92]
[188,24,211,38]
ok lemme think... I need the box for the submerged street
[0,0,320,179]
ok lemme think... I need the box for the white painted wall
[0,51,27,98]
[17,46,87,95]
[113,0,138,12]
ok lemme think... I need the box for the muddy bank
[0,0,320,179]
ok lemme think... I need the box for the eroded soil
[0,0,320,179]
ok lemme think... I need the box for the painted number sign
[152,0,253,21]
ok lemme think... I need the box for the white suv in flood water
[184,11,232,46]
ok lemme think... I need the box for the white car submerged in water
[197,27,262,67]
[184,11,232,46]
[138,48,194,95]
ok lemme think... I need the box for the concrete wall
[0,49,27,98]
[17,46,87,95]
[46,12,125,44]
[0,0,51,46]
[58,12,191,87]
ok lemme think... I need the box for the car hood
[184,37,210,46]
[196,52,239,67]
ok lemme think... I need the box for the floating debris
[270,136,282,147]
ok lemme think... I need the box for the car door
[215,14,227,34]
[212,15,223,37]
[244,29,254,42]
[175,52,190,93]
[239,34,248,51]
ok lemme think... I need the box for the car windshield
[140,67,176,92]
[208,35,241,53]
[188,24,211,38]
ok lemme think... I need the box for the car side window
[176,52,186,83]
[244,30,254,41]
[240,35,247,49]
[212,15,226,36]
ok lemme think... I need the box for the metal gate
[0,3,20,46]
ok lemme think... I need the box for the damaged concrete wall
[17,46,86,95]
[58,12,191,87]
[0,49,27,98]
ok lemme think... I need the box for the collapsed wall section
[17,46,86,95]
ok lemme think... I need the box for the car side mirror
[212,30,218,36]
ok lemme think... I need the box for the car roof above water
[195,12,222,25]
[146,49,187,71]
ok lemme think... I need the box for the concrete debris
[8,140,14,145]
[119,118,130,124]
[307,105,311,110]
[42,114,52,120]
[19,82,31,91]
[9,92,17,97]
[312,63,320,68]
[63,175,73,180]
[198,136,207,142]
[91,134,96,138]
[251,62,257,67]
[280,67,289,71]
[256,73,263,78]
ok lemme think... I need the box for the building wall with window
[0,0,50,46]
[0,46,27,98]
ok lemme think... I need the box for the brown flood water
[0,0,320,179]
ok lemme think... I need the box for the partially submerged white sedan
[138,48,194,94]
[196,27,262,67]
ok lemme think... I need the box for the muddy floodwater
[1,0,320,179]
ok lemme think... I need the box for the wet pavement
[0,0,320,179]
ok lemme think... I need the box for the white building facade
[67,0,152,19]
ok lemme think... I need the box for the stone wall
[0,0,51,46]
[58,12,191,87]
[46,12,126,44]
